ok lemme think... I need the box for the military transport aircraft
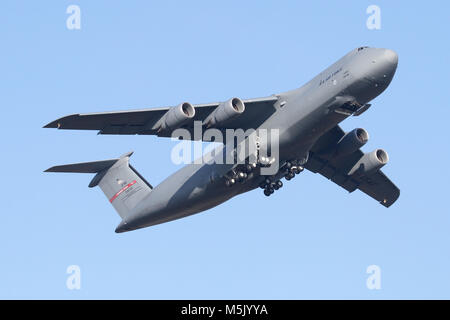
[45,47,400,233]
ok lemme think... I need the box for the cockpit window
[357,46,369,52]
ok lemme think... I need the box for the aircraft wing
[44,96,278,140]
[305,125,400,207]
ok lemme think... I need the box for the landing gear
[261,160,305,195]
[260,158,306,196]
[285,172,295,180]
[263,186,275,196]
[226,157,305,197]
[225,178,236,187]
[273,180,283,190]
[294,166,304,174]
[262,179,282,196]
[225,161,262,188]
[237,172,247,182]
[284,160,304,181]
[246,163,256,173]
[259,156,276,168]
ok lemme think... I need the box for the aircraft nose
[383,49,398,66]
[371,48,398,85]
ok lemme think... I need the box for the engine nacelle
[348,149,389,176]
[158,102,195,131]
[204,97,245,127]
[335,128,369,157]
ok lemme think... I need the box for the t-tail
[45,152,152,232]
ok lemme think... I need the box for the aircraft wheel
[264,189,271,196]
[226,178,235,187]
[295,166,304,174]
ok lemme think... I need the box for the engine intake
[158,102,195,131]
[348,149,389,176]
[204,98,245,127]
[335,128,369,157]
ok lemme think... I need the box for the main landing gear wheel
[261,159,304,196]
[285,172,295,180]
[294,166,304,174]
[262,180,282,196]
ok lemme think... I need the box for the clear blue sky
[1,1,449,299]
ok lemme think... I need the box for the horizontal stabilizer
[45,159,119,173]
[45,151,152,221]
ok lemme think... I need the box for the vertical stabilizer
[45,152,152,219]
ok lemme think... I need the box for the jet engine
[335,128,369,157]
[348,149,389,176]
[204,98,245,127]
[158,102,195,131]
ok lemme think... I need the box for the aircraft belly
[123,162,237,230]
[275,90,349,160]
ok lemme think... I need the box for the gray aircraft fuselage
[115,47,398,232]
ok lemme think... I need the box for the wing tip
[43,121,58,129]
[381,188,400,208]
[43,114,80,129]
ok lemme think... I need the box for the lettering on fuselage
[319,67,343,86]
